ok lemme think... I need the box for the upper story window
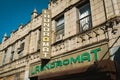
[10,51,14,61]
[10,44,15,61]
[37,29,41,51]
[2,49,7,64]
[78,3,92,32]
[12,44,15,52]
[17,39,25,56]
[15,73,20,80]
[18,42,24,53]
[20,42,25,51]
[55,16,64,41]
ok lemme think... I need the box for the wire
[100,36,120,61]
[94,35,120,69]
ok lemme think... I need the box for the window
[10,44,15,61]
[2,49,7,64]
[15,73,20,80]
[78,3,92,32]
[20,42,25,50]
[37,29,41,51]
[11,44,15,52]
[37,40,40,51]
[17,39,25,58]
[18,42,25,55]
[3,77,7,80]
[55,16,64,41]
[10,51,14,61]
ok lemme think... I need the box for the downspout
[103,0,115,20]
[111,0,116,15]
[103,0,107,20]
[103,0,109,40]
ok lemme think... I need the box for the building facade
[0,0,120,80]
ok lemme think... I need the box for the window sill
[52,39,64,46]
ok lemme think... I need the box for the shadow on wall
[114,47,120,80]
[114,47,120,64]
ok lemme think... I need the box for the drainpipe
[103,0,107,20]
[111,0,116,15]
[103,0,116,20]
[102,0,109,40]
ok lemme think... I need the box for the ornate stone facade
[0,0,120,80]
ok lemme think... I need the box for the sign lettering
[31,48,101,75]
[41,9,51,59]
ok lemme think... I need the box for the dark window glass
[78,3,92,32]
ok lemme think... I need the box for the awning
[38,60,116,79]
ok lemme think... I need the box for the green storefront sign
[31,48,101,75]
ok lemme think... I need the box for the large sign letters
[41,10,51,59]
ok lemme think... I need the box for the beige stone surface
[0,0,120,79]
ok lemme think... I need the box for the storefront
[29,43,116,80]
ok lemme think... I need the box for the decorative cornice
[50,0,58,3]
[105,16,120,34]
[0,26,41,52]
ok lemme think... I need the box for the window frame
[10,51,14,61]
[78,3,92,33]
[55,15,64,41]
[2,49,7,64]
